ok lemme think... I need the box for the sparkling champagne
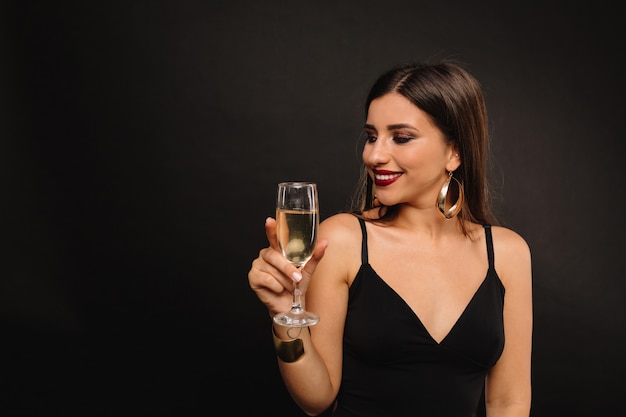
[276,208,318,268]
[273,181,320,327]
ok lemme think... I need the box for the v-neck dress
[332,218,505,417]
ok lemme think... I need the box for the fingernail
[292,271,302,282]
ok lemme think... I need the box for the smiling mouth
[374,172,402,186]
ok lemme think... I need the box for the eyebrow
[364,123,417,131]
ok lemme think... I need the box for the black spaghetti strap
[357,217,369,264]
[484,224,494,268]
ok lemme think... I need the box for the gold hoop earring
[371,184,380,207]
[436,172,464,219]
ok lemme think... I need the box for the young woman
[248,61,533,417]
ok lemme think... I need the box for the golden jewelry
[272,327,306,363]
[436,171,464,219]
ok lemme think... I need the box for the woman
[248,61,533,416]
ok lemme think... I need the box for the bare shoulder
[490,225,531,258]
[319,212,362,241]
[317,213,363,278]
[490,225,532,287]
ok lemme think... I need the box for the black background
[3,1,625,416]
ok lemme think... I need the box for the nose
[363,138,390,165]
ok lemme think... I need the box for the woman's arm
[485,226,533,417]
[249,214,358,415]
[278,214,359,415]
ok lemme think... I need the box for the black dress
[331,218,505,417]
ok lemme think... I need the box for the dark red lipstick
[373,169,402,187]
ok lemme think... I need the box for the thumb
[299,238,329,282]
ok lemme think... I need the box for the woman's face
[363,92,460,208]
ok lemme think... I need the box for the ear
[445,145,461,172]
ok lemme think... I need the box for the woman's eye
[393,135,414,144]
[365,134,377,143]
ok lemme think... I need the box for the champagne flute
[273,181,320,327]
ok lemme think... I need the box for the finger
[301,238,329,277]
[248,268,292,316]
[259,245,301,287]
[263,217,303,283]
[249,254,287,294]
[264,217,280,251]
[249,251,296,315]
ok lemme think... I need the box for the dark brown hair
[348,60,497,234]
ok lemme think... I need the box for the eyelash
[365,133,415,144]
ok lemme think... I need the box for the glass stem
[291,280,303,313]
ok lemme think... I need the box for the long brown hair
[348,60,497,235]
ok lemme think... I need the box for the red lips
[373,169,402,187]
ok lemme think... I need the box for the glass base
[273,309,319,327]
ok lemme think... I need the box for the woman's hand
[248,217,328,317]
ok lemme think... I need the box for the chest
[365,231,488,343]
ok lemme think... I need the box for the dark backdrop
[3,1,625,416]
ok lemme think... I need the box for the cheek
[395,149,423,168]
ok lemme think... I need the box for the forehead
[366,92,435,129]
